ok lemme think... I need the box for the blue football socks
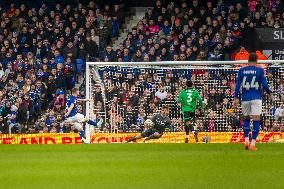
[252,120,260,140]
[87,119,97,126]
[243,119,250,138]
[79,130,85,139]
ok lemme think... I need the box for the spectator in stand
[114,0,284,63]
[0,0,125,134]
[0,0,283,134]
[275,104,284,121]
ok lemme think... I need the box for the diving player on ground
[178,80,203,143]
[65,88,97,143]
[127,106,171,143]
[233,53,272,151]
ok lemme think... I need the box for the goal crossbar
[86,60,284,66]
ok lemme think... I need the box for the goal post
[85,62,91,144]
[85,60,284,143]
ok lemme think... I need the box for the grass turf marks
[0,143,283,189]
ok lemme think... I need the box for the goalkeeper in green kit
[178,80,203,143]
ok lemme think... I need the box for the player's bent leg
[73,122,87,143]
[75,113,86,123]
[73,122,83,131]
[126,134,143,143]
[184,120,190,143]
[76,113,97,127]
[72,122,86,143]
[185,120,198,143]
[143,132,163,142]
[183,112,196,143]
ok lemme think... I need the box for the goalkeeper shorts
[183,111,195,123]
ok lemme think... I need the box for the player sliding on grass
[178,80,203,143]
[65,88,97,143]
[233,53,272,151]
[127,106,171,143]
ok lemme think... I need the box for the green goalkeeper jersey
[177,88,203,113]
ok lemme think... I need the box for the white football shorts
[66,113,85,130]
[241,100,262,116]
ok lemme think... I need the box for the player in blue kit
[65,88,97,143]
[233,53,272,151]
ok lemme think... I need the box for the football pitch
[0,144,283,189]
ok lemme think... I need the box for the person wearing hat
[50,89,65,112]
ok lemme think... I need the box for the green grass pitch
[0,143,283,189]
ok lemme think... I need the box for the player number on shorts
[242,76,259,90]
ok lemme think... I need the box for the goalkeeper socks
[87,119,97,126]
[243,119,250,138]
[186,135,189,139]
[79,130,85,139]
[252,120,260,141]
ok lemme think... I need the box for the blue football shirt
[234,65,272,101]
[66,95,78,118]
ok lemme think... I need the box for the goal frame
[84,60,284,143]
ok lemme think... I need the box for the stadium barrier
[0,132,283,144]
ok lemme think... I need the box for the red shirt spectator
[256,50,268,68]
[144,20,159,34]
[235,48,249,60]
[235,47,249,67]
[248,0,257,12]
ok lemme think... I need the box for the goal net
[85,61,284,143]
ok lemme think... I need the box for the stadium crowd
[0,0,283,134]
[102,0,284,62]
[0,0,124,133]
[94,0,284,133]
